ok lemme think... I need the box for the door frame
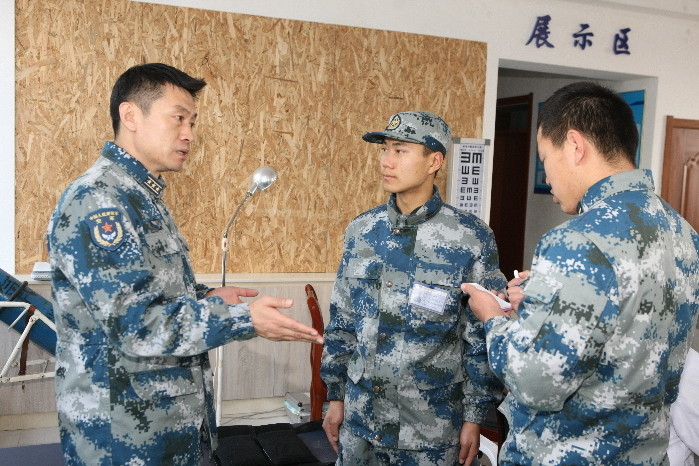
[661,116,699,210]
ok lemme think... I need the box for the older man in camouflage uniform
[47,63,322,465]
[465,82,699,464]
[321,111,507,465]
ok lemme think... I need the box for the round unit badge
[386,114,401,131]
[86,208,125,251]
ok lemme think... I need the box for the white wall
[5,0,699,272]
[1,1,15,274]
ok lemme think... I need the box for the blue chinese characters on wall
[526,14,631,55]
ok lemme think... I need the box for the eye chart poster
[446,138,490,220]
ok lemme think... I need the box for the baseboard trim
[0,412,58,431]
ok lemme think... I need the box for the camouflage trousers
[336,426,474,466]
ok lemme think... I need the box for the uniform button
[385,281,393,288]
[392,229,400,235]
[373,385,381,393]
[379,333,387,340]
[374,434,382,441]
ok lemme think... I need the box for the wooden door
[661,116,699,231]
[489,94,532,277]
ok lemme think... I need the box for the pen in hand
[507,270,527,313]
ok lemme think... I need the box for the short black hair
[109,63,207,137]
[537,81,638,167]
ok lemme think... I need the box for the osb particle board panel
[15,0,486,274]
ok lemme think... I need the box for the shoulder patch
[86,208,126,250]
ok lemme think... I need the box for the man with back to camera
[47,63,323,465]
[321,111,507,465]
[464,81,699,464]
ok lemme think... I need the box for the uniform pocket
[414,347,464,390]
[143,230,181,258]
[411,267,463,325]
[346,258,383,318]
[346,257,382,280]
[131,366,198,400]
[511,275,562,351]
[409,267,465,388]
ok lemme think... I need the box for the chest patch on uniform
[409,282,448,314]
[86,208,126,251]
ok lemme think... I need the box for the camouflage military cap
[363,111,452,155]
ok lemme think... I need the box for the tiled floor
[2,414,696,466]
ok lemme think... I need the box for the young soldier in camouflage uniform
[47,63,322,466]
[464,82,699,464]
[321,111,507,465]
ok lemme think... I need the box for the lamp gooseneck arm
[221,191,254,287]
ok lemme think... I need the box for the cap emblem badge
[386,115,401,131]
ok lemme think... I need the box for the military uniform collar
[101,141,167,198]
[387,186,442,227]
[578,168,654,214]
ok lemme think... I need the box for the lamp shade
[247,166,278,195]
